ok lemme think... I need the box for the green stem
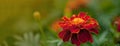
[37,20,47,46]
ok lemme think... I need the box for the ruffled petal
[59,21,65,28]
[59,21,71,29]
[89,28,99,34]
[71,14,77,20]
[62,16,70,21]
[78,29,93,43]
[58,30,66,39]
[58,30,71,42]
[70,26,80,33]
[117,24,120,32]
[83,18,98,29]
[78,12,87,18]
[71,33,80,46]
[83,15,90,21]
[63,30,71,42]
[84,24,94,29]
[70,29,80,33]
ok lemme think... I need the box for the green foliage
[14,32,40,46]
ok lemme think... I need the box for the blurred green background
[0,0,120,46]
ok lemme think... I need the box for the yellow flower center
[72,18,84,24]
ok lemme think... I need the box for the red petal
[71,29,80,33]
[59,21,70,29]
[71,34,80,46]
[63,30,71,42]
[70,27,80,33]
[117,24,120,32]
[84,22,98,29]
[62,16,69,21]
[78,12,87,18]
[89,28,99,34]
[58,30,66,39]
[71,14,77,20]
[85,18,98,27]
[84,24,94,29]
[58,30,71,42]
[78,29,93,43]
[59,21,65,27]
[83,15,90,21]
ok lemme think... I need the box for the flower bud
[33,11,41,20]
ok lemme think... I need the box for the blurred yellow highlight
[33,11,41,20]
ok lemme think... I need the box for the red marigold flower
[113,16,120,32]
[58,12,99,46]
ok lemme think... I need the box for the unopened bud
[33,11,41,20]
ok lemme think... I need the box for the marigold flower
[113,16,120,32]
[58,12,99,46]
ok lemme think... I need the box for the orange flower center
[72,18,84,24]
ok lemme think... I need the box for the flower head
[113,16,120,32]
[58,12,99,46]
